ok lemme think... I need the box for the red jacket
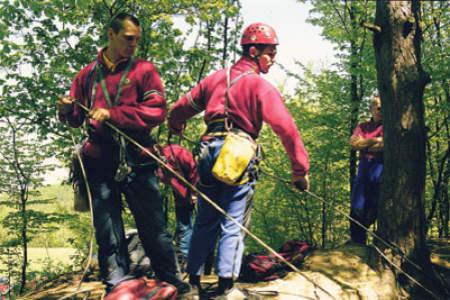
[168,57,309,177]
[157,144,198,202]
[60,48,166,158]
[352,119,383,161]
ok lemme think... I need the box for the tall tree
[0,117,62,294]
[373,1,445,298]
[306,0,377,189]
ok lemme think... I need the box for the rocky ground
[18,239,449,300]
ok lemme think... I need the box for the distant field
[0,184,90,248]
[28,247,79,271]
[0,247,79,273]
[0,247,80,288]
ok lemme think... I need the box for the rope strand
[71,133,96,292]
[259,169,442,300]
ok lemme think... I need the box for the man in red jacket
[349,95,383,244]
[168,23,310,297]
[157,144,198,269]
[57,12,191,297]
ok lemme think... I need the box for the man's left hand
[89,108,110,122]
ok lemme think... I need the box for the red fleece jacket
[59,48,166,158]
[168,57,309,177]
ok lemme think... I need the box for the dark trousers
[350,157,383,244]
[89,165,181,290]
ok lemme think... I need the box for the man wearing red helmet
[168,23,309,298]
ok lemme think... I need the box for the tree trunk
[321,159,329,248]
[20,196,27,294]
[349,1,359,191]
[373,1,445,298]
[222,13,229,68]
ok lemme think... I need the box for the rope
[372,244,441,300]
[59,5,96,297]
[56,133,96,300]
[73,100,335,300]
[259,169,443,300]
[260,169,424,269]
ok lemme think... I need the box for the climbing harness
[211,67,257,185]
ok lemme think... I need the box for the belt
[206,118,228,134]
[205,119,256,139]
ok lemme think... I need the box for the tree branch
[333,3,351,36]
[360,21,381,33]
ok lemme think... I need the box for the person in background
[349,95,383,245]
[57,12,193,297]
[157,143,198,271]
[168,23,310,298]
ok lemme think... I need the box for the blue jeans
[186,137,256,278]
[174,199,194,260]
[350,157,383,243]
[86,160,182,291]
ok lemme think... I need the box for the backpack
[70,144,90,212]
[71,63,97,212]
[278,239,312,267]
[104,277,177,300]
[239,253,288,282]
[127,230,153,277]
[239,240,313,283]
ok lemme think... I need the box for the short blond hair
[371,95,381,108]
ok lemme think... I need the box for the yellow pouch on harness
[212,130,257,185]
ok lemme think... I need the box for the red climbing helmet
[241,23,279,45]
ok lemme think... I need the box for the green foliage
[305,0,378,117]
[0,115,79,293]
[0,1,241,291]
[0,1,448,291]
[0,0,241,149]
[421,1,450,237]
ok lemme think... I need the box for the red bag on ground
[105,278,177,300]
[278,240,312,267]
[239,240,313,283]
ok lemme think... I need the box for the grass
[0,184,84,248]
[0,247,79,288]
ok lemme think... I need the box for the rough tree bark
[373,1,446,299]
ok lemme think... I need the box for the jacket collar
[97,47,132,72]
[233,56,261,74]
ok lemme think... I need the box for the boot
[216,277,233,295]
[189,274,201,288]
[215,277,250,300]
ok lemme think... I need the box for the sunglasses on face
[124,35,140,42]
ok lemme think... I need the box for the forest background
[0,0,448,297]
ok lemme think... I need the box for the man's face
[108,19,141,59]
[258,45,277,74]
[371,98,382,122]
